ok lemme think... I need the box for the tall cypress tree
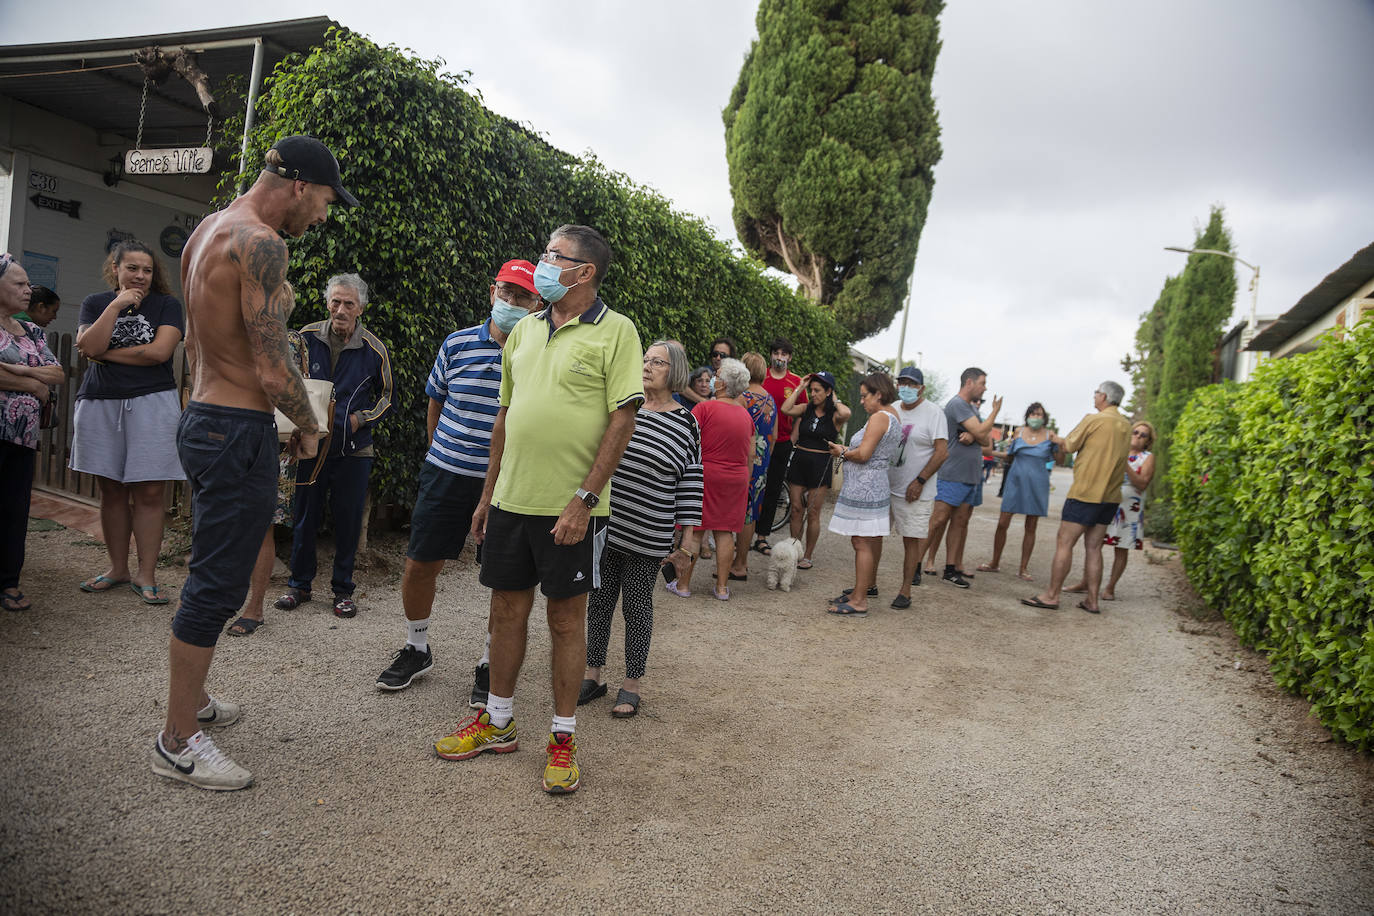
[723,0,943,339]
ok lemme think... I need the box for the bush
[216,32,852,507]
[1171,319,1374,748]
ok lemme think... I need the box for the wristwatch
[916,475,928,485]
[575,487,600,509]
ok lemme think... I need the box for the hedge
[1171,318,1374,748]
[214,32,852,507]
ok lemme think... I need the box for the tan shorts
[890,495,934,539]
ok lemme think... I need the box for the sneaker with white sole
[196,695,240,728]
[469,662,490,709]
[150,731,253,791]
[376,645,433,691]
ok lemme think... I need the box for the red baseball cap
[493,259,537,294]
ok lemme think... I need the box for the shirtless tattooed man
[150,136,358,790]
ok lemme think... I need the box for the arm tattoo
[231,227,318,434]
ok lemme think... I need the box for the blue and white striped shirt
[425,322,503,478]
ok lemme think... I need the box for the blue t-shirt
[942,395,982,484]
[424,322,503,479]
[76,291,184,400]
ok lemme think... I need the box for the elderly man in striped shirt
[375,259,540,694]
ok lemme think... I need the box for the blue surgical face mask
[491,298,526,333]
[1027,417,1045,429]
[533,259,580,303]
[898,385,921,405]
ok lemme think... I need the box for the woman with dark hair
[728,352,776,581]
[678,365,712,408]
[0,254,65,611]
[825,373,902,616]
[979,401,1058,579]
[73,240,186,605]
[18,285,60,328]
[779,371,851,569]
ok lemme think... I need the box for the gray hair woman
[678,357,755,600]
[0,253,65,611]
[582,340,703,717]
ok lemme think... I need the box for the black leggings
[585,545,660,680]
[0,442,36,591]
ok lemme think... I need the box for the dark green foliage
[1172,318,1374,748]
[1123,207,1238,538]
[214,32,850,507]
[723,0,943,339]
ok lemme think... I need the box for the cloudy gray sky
[9,0,1373,425]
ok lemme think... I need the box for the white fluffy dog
[767,538,804,591]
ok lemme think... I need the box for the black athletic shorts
[407,463,484,562]
[478,506,607,599]
[785,447,833,490]
[173,401,278,648]
[1062,498,1119,528]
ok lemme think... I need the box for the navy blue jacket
[300,320,393,459]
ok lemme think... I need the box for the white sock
[552,714,576,737]
[479,633,491,667]
[406,617,429,651]
[486,694,514,728]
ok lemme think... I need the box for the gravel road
[3,467,1371,914]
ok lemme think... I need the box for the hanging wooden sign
[124,147,213,175]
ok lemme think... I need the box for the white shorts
[890,495,933,538]
[70,389,187,483]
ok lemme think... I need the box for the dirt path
[3,467,1371,914]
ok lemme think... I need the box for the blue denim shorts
[172,401,278,647]
[935,478,983,508]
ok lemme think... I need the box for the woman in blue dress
[978,402,1058,580]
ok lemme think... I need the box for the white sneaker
[196,695,240,728]
[150,731,253,791]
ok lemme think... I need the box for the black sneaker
[469,662,490,709]
[839,586,879,598]
[911,568,922,587]
[890,594,912,609]
[376,645,433,691]
[942,568,970,589]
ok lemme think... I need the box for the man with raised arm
[150,136,357,791]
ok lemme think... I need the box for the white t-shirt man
[888,398,947,501]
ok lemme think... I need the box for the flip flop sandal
[131,583,170,605]
[274,590,311,610]
[827,603,867,617]
[1,591,30,612]
[728,572,748,581]
[611,688,640,718]
[751,539,772,556]
[977,564,1000,572]
[1020,596,1060,610]
[890,594,912,609]
[796,559,813,570]
[79,575,130,593]
[1077,600,1101,614]
[577,679,607,705]
[227,616,264,637]
[664,580,691,598]
[713,587,731,601]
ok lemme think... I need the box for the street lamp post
[1164,246,1262,381]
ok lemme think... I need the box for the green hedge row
[1171,319,1374,748]
[216,32,852,507]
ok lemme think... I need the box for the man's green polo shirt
[493,297,644,516]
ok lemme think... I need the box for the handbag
[275,378,334,442]
[39,389,59,429]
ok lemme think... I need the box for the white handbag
[275,377,335,442]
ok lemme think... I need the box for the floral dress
[0,321,60,451]
[1104,450,1151,549]
[741,389,777,523]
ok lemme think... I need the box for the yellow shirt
[493,298,644,516]
[1063,405,1132,504]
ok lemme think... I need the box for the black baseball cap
[267,135,359,207]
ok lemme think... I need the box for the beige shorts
[890,495,934,538]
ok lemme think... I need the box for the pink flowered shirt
[0,321,60,450]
